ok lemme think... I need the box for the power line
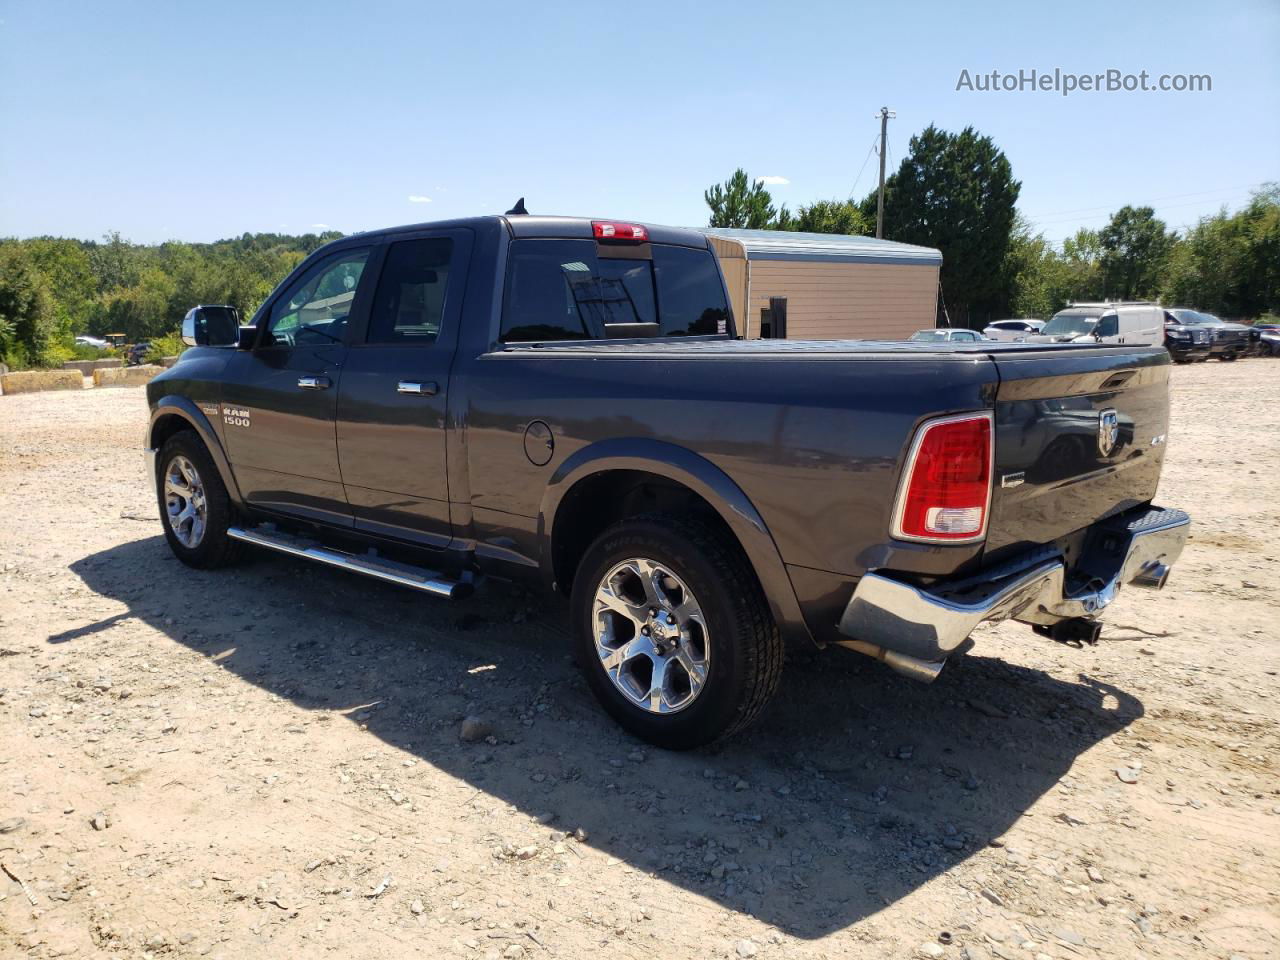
[847,138,880,201]
[1024,183,1266,221]
[1026,191,1257,230]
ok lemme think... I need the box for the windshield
[909,330,949,341]
[1194,314,1226,326]
[1168,309,1207,325]
[1042,311,1100,337]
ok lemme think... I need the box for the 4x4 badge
[1097,408,1119,457]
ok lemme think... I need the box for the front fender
[539,437,811,644]
[147,396,244,506]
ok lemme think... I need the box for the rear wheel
[156,431,242,569]
[570,515,783,749]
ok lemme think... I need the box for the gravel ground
[1,361,1277,959]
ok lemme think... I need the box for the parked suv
[982,319,1044,342]
[908,328,985,342]
[144,214,1189,748]
[1163,309,1213,363]
[1166,309,1252,361]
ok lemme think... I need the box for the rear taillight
[592,220,648,242]
[891,413,993,543]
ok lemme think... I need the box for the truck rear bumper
[835,505,1190,677]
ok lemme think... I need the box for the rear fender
[539,437,811,643]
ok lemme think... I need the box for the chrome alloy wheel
[592,557,710,714]
[164,454,207,548]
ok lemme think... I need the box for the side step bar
[226,526,472,600]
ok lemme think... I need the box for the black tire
[156,430,243,569]
[570,515,783,750]
[1220,352,1238,361]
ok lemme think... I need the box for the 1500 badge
[222,405,251,428]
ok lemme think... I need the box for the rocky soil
[1,361,1277,959]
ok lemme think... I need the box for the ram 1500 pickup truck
[145,215,1190,749]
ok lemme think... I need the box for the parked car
[908,328,985,342]
[74,334,110,350]
[982,319,1044,342]
[125,342,152,366]
[1181,311,1252,361]
[1258,326,1280,357]
[143,213,1190,749]
[1029,303,1163,346]
[1162,309,1213,363]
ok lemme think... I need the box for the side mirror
[182,306,241,347]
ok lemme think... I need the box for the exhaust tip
[1133,563,1170,590]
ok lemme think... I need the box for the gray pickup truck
[145,215,1189,749]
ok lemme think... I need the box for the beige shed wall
[743,260,939,340]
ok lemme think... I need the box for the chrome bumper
[836,506,1190,675]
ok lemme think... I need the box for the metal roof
[700,227,942,267]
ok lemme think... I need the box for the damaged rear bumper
[835,505,1190,681]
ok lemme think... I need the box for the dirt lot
[1,362,1277,960]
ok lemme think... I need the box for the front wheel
[570,515,783,750]
[156,431,242,569]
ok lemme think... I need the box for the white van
[1029,302,1164,346]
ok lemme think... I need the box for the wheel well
[150,413,197,451]
[550,469,739,595]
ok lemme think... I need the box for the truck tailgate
[985,346,1171,559]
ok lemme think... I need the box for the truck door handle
[397,380,438,396]
[297,376,331,390]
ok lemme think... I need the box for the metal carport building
[701,228,942,340]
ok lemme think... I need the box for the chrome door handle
[397,380,438,396]
[297,376,331,390]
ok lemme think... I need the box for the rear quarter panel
[457,351,998,579]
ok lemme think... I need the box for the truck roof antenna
[505,197,528,215]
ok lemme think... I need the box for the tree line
[705,125,1280,328]
[3,129,1277,370]
[0,231,339,369]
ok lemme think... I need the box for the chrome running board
[227,525,471,599]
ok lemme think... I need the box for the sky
[1,0,1277,248]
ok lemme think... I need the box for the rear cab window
[500,239,730,343]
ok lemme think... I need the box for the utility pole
[874,106,895,239]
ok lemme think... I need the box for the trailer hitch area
[1032,618,1103,648]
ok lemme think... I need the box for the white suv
[982,319,1044,342]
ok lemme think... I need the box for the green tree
[21,237,96,338]
[1060,228,1105,301]
[1098,205,1175,300]
[861,125,1021,325]
[704,169,779,229]
[1163,185,1280,317]
[87,230,141,294]
[789,199,870,235]
[0,245,57,367]
[1002,218,1069,319]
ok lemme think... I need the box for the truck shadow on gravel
[67,536,1143,940]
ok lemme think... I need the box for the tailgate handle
[1101,371,1135,390]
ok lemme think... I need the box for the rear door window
[367,238,454,344]
[500,239,729,343]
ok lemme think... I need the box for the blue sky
[1,0,1277,247]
